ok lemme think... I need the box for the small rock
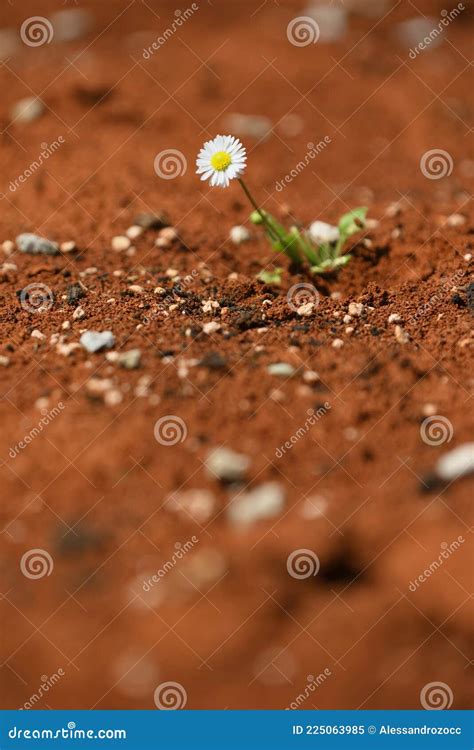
[229,225,250,245]
[111,235,131,252]
[224,113,272,140]
[128,285,144,295]
[165,489,215,522]
[117,349,141,369]
[388,313,401,323]
[227,482,286,525]
[302,370,319,383]
[126,225,143,240]
[133,212,170,230]
[267,362,296,377]
[67,282,86,305]
[11,97,44,123]
[394,325,409,344]
[80,330,115,353]
[308,220,339,245]
[0,355,10,367]
[332,338,344,349]
[30,329,45,340]
[72,306,85,320]
[62,321,71,330]
[60,241,77,254]
[16,233,59,256]
[436,443,474,482]
[297,302,315,317]
[202,321,221,335]
[206,447,250,482]
[446,214,465,227]
[348,302,364,317]
[56,342,80,356]
[343,314,352,324]
[464,254,472,262]
[421,403,437,417]
[2,240,15,256]
[299,495,329,519]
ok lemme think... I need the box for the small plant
[196,135,367,280]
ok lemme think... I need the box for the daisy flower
[196,135,247,188]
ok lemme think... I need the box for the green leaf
[257,268,284,285]
[338,207,367,237]
[310,254,352,274]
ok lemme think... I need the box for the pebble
[421,403,437,417]
[463,253,472,262]
[72,306,86,320]
[56,342,80,357]
[436,443,474,482]
[133,211,170,230]
[0,355,10,367]
[343,314,352,324]
[117,349,141,369]
[297,302,315,317]
[30,329,45,341]
[227,482,286,525]
[332,338,344,349]
[308,220,339,245]
[202,299,219,313]
[267,362,296,377]
[224,113,272,140]
[80,330,115,353]
[306,4,348,42]
[302,370,319,384]
[388,313,401,323]
[299,495,329,519]
[202,321,221,335]
[2,240,15,256]
[348,302,364,317]
[16,233,59,256]
[111,235,131,252]
[446,214,465,227]
[345,326,354,335]
[62,321,70,330]
[60,241,77,254]
[205,447,250,482]
[51,8,93,42]
[165,489,215,522]
[229,225,250,245]
[126,225,143,240]
[11,97,44,123]
[67,282,86,305]
[128,285,144,295]
[165,268,179,278]
[394,325,409,344]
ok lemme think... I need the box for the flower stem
[238,178,279,242]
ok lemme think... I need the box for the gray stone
[118,349,141,369]
[436,443,474,482]
[16,233,59,256]
[80,331,115,353]
[267,362,296,377]
[227,482,286,525]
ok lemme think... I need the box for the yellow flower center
[210,151,232,171]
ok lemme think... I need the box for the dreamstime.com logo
[286,282,320,312]
[154,149,187,179]
[408,536,465,592]
[142,536,199,591]
[275,137,331,191]
[20,16,54,46]
[154,415,187,445]
[409,4,465,58]
[19,283,54,313]
[420,149,453,180]
[9,402,65,459]
[143,4,199,59]
[20,549,54,579]
[287,16,320,46]
[19,669,66,710]
[420,415,453,446]
[420,681,454,710]
[9,138,65,193]
[275,403,331,458]
[286,669,332,709]
[154,681,187,709]
[287,549,320,579]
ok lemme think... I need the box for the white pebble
[229,225,250,245]
[111,235,131,252]
[332,338,344,349]
[227,482,285,525]
[348,302,364,317]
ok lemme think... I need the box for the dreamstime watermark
[287,16,320,47]
[420,415,453,446]
[20,16,53,46]
[9,402,65,459]
[287,549,320,579]
[143,4,199,59]
[420,149,453,179]
[420,681,453,710]
[286,282,320,312]
[19,283,54,314]
[275,137,331,191]
[276,403,331,458]
[154,149,187,179]
[409,4,465,59]
[153,681,187,709]
[154,415,187,445]
[19,669,66,709]
[20,549,54,579]
[409,268,464,324]
[9,137,65,193]
[408,536,465,592]
[285,668,332,709]
[142,536,199,591]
